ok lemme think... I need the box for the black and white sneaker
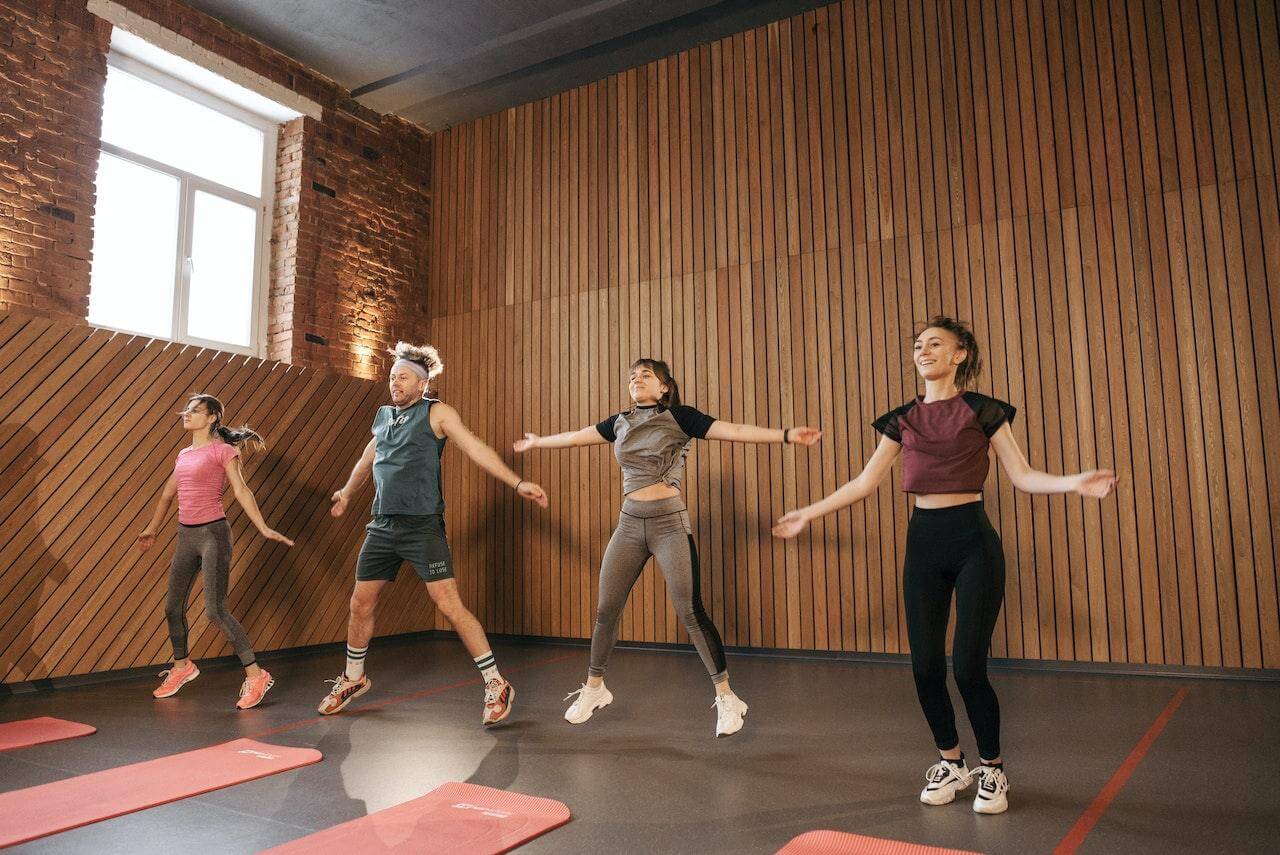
[972,765,1009,814]
[920,758,972,805]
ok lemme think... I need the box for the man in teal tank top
[318,342,548,726]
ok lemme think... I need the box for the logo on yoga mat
[237,749,280,760]
[450,802,513,819]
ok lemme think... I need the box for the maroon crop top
[872,392,1016,493]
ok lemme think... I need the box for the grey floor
[1,637,1277,854]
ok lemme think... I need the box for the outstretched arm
[226,458,294,545]
[989,424,1118,497]
[514,426,608,451]
[436,403,550,507]
[331,436,376,517]
[705,422,822,445]
[772,436,901,538]
[136,474,178,551]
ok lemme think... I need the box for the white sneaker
[920,758,972,805]
[972,765,1009,814]
[713,692,748,737]
[564,682,613,724]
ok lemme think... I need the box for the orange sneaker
[153,661,199,698]
[318,673,371,715]
[236,669,275,710]
[482,677,515,726]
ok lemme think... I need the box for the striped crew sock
[474,651,501,683]
[345,644,368,680]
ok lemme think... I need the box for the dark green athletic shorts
[356,514,454,582]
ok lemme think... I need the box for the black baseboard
[5,628,1276,695]
[0,631,441,696]
[430,629,1280,683]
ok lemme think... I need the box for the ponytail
[188,394,266,452]
[629,358,682,409]
[214,423,266,451]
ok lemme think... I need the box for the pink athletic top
[174,441,239,525]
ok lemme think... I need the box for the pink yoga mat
[0,717,95,752]
[779,830,982,855]
[0,738,322,847]
[264,782,571,855]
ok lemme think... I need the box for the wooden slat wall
[0,311,437,684]
[427,0,1280,668]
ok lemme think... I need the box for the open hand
[330,490,349,517]
[261,528,295,547]
[771,509,811,539]
[513,433,540,453]
[135,531,156,552]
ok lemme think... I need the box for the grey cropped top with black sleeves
[595,404,716,494]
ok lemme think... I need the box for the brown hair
[629,358,682,409]
[187,394,265,451]
[917,316,982,389]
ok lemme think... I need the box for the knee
[428,589,468,622]
[673,601,703,630]
[349,593,377,620]
[202,598,228,623]
[594,597,626,628]
[435,600,469,623]
[951,657,989,693]
[911,654,947,687]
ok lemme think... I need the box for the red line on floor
[245,651,579,741]
[1053,686,1189,854]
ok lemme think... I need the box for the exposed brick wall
[0,0,432,377]
[288,114,431,379]
[268,116,303,363]
[0,0,110,320]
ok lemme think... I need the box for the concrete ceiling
[181,0,829,130]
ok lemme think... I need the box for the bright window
[88,55,277,355]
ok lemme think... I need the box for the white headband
[392,358,430,381]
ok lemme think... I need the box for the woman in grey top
[515,358,820,737]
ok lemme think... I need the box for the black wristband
[783,427,792,444]
[515,479,525,491]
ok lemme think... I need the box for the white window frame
[93,51,278,358]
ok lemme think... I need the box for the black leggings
[904,501,1005,760]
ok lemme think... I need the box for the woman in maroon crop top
[773,316,1117,815]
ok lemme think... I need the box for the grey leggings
[164,519,256,667]
[590,496,728,681]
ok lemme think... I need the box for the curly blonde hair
[388,341,444,382]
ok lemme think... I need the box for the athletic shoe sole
[715,702,748,737]
[318,677,371,715]
[920,786,966,806]
[236,677,275,710]
[483,684,515,726]
[565,689,613,724]
[152,666,200,699]
[973,794,1008,814]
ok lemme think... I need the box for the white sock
[474,651,500,683]
[345,644,368,680]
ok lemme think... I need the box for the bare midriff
[625,482,683,502]
[912,491,982,509]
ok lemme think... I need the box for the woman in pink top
[773,317,1118,816]
[137,394,294,709]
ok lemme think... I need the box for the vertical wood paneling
[422,0,1279,669]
